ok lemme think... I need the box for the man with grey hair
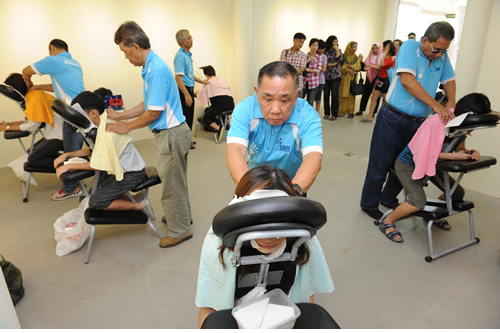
[360,21,456,223]
[174,29,207,150]
[107,21,194,248]
[226,61,323,196]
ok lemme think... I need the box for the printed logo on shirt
[275,138,291,153]
[247,143,259,168]
[63,60,80,68]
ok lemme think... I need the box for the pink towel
[197,77,233,105]
[408,110,454,180]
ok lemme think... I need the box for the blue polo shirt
[227,95,323,178]
[142,50,185,131]
[31,52,84,102]
[173,48,195,87]
[386,39,455,117]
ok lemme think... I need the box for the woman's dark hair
[93,87,113,99]
[4,73,28,96]
[382,40,396,56]
[325,35,338,51]
[318,39,326,50]
[309,38,319,47]
[200,65,216,77]
[114,21,151,49]
[71,91,106,115]
[218,165,310,269]
[454,93,491,117]
[235,165,295,198]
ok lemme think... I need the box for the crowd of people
[2,19,489,327]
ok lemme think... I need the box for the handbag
[350,72,365,95]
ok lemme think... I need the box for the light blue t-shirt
[173,48,194,87]
[386,39,455,117]
[227,95,323,179]
[142,50,186,131]
[31,52,84,102]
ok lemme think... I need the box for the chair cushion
[131,166,161,192]
[456,111,500,128]
[84,208,148,225]
[411,206,449,221]
[436,155,496,173]
[212,197,327,247]
[0,84,25,104]
[60,169,95,183]
[23,162,55,174]
[4,131,31,140]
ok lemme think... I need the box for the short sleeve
[32,56,56,76]
[298,103,323,155]
[226,99,252,147]
[146,74,167,111]
[396,41,418,76]
[279,49,287,62]
[174,53,185,76]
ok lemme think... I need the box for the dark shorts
[89,169,146,210]
[374,77,390,94]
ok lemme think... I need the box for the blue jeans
[305,85,320,106]
[62,122,84,192]
[360,105,424,210]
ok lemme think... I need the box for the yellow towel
[23,90,56,127]
[90,112,132,181]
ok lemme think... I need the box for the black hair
[318,39,326,50]
[293,32,306,40]
[114,21,151,49]
[71,91,105,115]
[424,21,455,43]
[309,38,319,47]
[49,39,68,52]
[325,35,338,51]
[435,91,448,105]
[408,32,416,38]
[4,73,28,96]
[454,93,491,117]
[235,164,295,198]
[93,87,113,99]
[383,40,396,56]
[200,65,216,77]
[257,61,299,91]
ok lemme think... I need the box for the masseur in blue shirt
[360,21,456,225]
[227,61,323,196]
[22,38,85,201]
[107,21,193,249]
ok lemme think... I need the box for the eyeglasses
[429,42,448,54]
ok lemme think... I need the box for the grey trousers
[154,122,193,238]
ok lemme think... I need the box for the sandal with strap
[433,219,451,230]
[323,116,329,120]
[347,113,354,118]
[329,116,336,121]
[379,222,404,243]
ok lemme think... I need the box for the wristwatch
[293,183,304,197]
[6,125,11,131]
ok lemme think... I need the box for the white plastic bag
[54,197,91,257]
[8,154,37,186]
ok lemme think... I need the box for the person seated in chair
[0,73,63,169]
[52,91,155,219]
[195,65,234,140]
[195,164,333,328]
[379,93,492,243]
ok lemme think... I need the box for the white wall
[0,0,233,167]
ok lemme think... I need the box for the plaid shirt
[304,54,323,89]
[280,48,307,89]
[324,49,344,80]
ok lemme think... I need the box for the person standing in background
[322,35,343,121]
[338,41,361,118]
[280,32,308,96]
[174,29,208,150]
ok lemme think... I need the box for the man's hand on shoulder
[433,104,453,123]
[106,120,130,134]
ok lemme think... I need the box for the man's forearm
[400,73,441,110]
[291,152,322,193]
[442,80,456,109]
[175,75,190,96]
[31,84,54,92]
[114,102,146,120]
[122,110,159,131]
[226,143,249,185]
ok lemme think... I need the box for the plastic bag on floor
[8,154,37,186]
[54,197,91,257]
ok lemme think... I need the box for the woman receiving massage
[195,164,334,328]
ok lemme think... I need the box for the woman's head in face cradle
[234,165,295,254]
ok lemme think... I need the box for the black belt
[152,121,185,134]
[383,101,427,122]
